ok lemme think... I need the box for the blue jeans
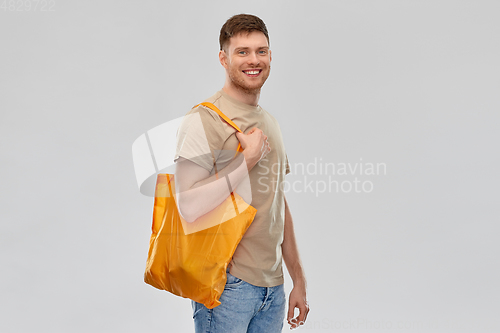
[191,267,286,332]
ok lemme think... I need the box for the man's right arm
[175,127,270,223]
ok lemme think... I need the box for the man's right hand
[236,128,271,170]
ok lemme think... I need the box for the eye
[258,50,268,55]
[238,51,247,55]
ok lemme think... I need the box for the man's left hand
[287,285,309,329]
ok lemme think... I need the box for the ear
[269,49,272,63]
[219,50,229,69]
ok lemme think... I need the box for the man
[173,14,309,332]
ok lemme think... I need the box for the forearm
[177,153,249,222]
[282,196,307,289]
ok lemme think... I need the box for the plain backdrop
[1,1,499,332]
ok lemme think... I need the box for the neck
[222,83,260,107]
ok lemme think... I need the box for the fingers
[259,140,271,160]
[263,136,269,150]
[260,138,270,151]
[287,300,300,329]
[288,303,310,329]
[236,128,270,164]
[235,132,246,150]
[296,305,308,327]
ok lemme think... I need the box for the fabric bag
[144,102,257,309]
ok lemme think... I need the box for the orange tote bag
[144,102,257,309]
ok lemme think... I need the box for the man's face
[220,31,272,94]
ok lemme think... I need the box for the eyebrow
[234,46,269,51]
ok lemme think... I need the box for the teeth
[245,70,260,75]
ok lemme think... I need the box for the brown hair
[219,14,270,52]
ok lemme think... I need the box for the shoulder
[187,91,226,123]
[181,93,224,126]
[180,94,236,141]
[260,107,282,128]
[187,104,222,124]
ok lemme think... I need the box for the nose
[247,52,260,66]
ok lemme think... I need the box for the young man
[173,14,309,332]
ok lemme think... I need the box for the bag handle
[193,102,243,153]
[192,101,243,212]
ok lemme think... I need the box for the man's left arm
[282,194,310,329]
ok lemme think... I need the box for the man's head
[219,14,270,53]
[219,14,272,96]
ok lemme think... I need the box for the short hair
[219,14,270,52]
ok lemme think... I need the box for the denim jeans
[191,266,286,332]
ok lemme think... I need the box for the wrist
[242,150,256,170]
[295,279,307,287]
[293,278,307,291]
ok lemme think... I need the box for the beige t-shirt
[174,89,290,287]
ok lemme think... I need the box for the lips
[242,69,262,77]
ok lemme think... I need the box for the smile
[242,69,262,77]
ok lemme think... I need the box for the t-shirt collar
[219,89,262,113]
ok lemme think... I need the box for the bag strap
[192,101,243,213]
[193,102,243,153]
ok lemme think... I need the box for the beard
[227,64,271,95]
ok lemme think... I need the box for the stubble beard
[228,65,271,96]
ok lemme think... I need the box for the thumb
[247,127,257,134]
[235,131,245,141]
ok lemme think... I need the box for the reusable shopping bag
[144,102,257,309]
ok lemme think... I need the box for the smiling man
[173,14,309,332]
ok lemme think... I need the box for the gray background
[1,0,498,332]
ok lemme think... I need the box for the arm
[175,127,270,223]
[175,153,248,223]
[282,195,310,329]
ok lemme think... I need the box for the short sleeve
[174,106,226,173]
